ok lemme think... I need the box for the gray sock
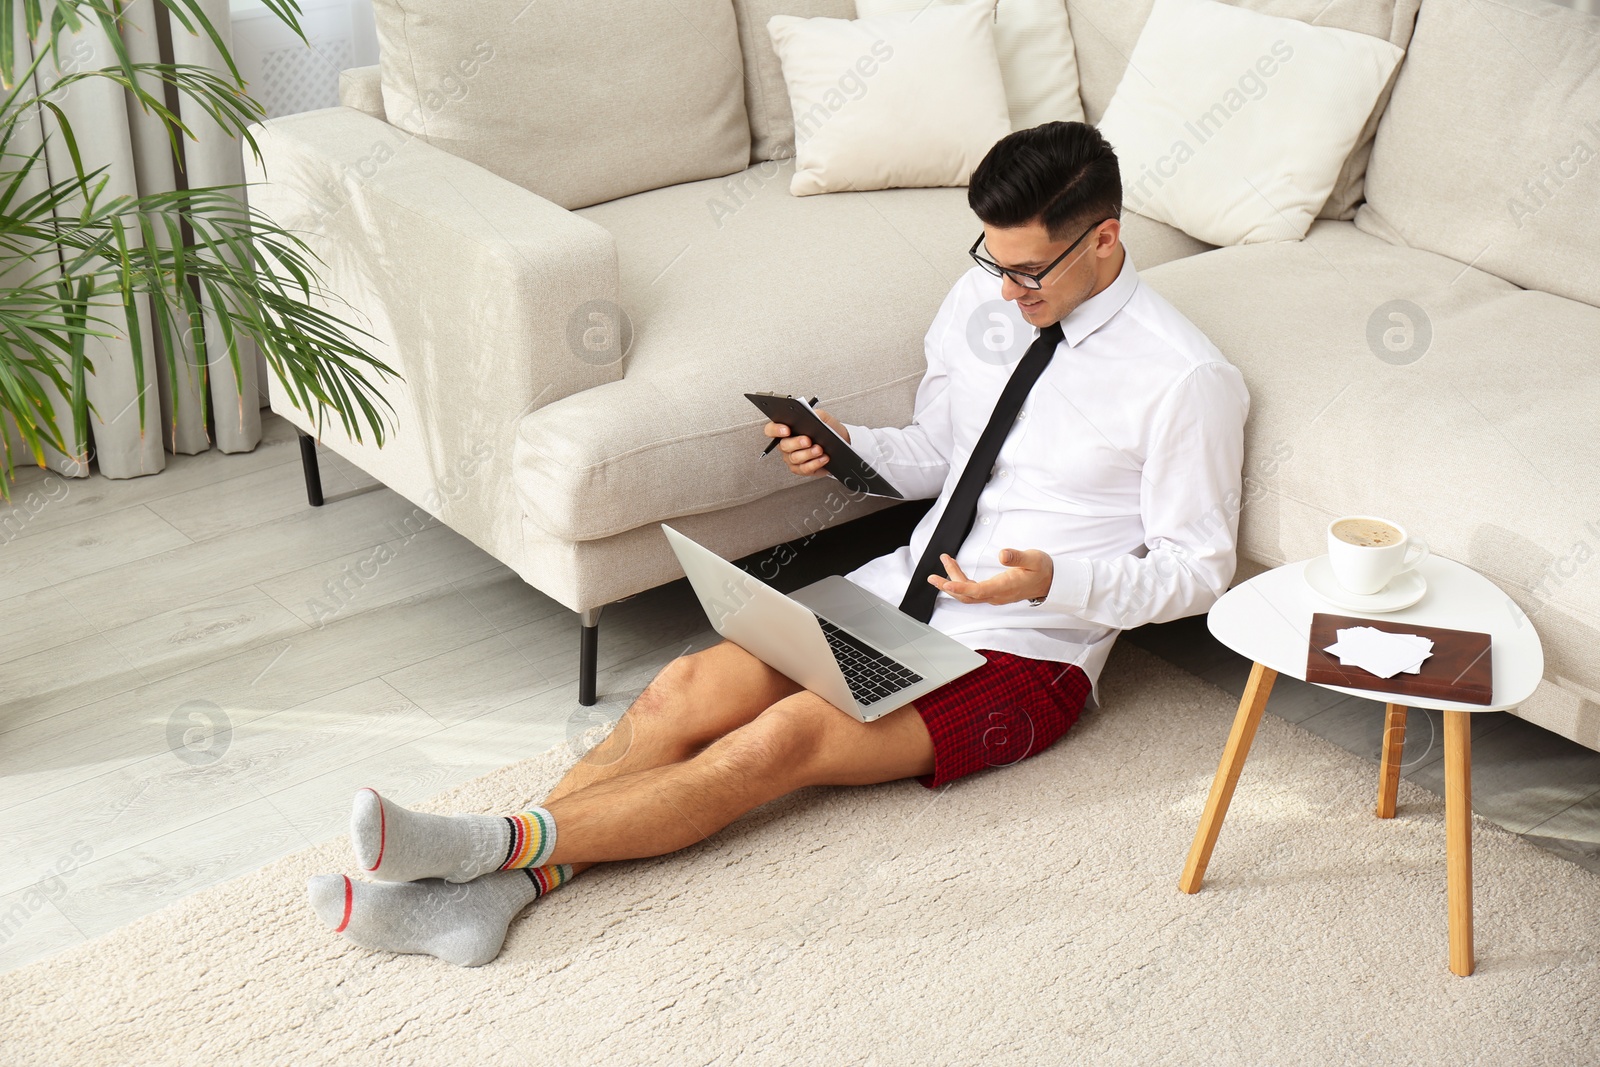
[307,866,572,968]
[351,788,547,883]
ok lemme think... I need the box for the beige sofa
[246,0,1600,747]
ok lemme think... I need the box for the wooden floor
[2,411,1597,973]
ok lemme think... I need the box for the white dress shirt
[840,247,1250,712]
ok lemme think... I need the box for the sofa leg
[579,607,603,706]
[297,432,324,507]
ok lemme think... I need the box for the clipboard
[745,392,903,500]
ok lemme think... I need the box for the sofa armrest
[243,106,623,565]
[337,65,384,120]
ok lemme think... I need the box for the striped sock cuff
[524,863,574,897]
[499,807,557,870]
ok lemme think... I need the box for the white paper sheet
[1322,626,1434,679]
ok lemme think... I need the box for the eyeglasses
[968,218,1110,291]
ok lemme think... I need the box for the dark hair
[967,121,1122,242]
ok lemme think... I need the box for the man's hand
[928,548,1054,606]
[765,409,851,478]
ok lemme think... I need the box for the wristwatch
[1027,595,1047,607]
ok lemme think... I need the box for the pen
[761,397,820,457]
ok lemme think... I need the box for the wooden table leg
[1180,661,1277,894]
[1376,703,1408,819]
[1444,710,1475,976]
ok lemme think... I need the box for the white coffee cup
[1326,515,1428,595]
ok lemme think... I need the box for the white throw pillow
[767,3,1012,195]
[1096,0,1403,245]
[853,0,1084,130]
[370,0,749,210]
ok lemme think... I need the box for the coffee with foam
[1332,518,1402,548]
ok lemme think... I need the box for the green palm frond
[0,0,397,501]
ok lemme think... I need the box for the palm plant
[0,0,395,500]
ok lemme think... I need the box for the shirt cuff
[1043,555,1093,612]
[838,421,871,456]
[837,423,899,497]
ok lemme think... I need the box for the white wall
[228,0,378,117]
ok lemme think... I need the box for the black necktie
[898,320,1064,624]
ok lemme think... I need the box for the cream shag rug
[4,643,1598,1065]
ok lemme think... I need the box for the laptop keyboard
[815,616,924,706]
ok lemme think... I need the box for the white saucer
[1302,554,1427,613]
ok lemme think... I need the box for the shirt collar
[1054,244,1138,349]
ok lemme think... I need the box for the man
[307,122,1250,967]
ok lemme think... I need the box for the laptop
[661,524,987,722]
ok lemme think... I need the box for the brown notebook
[1305,612,1494,706]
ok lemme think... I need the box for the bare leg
[542,639,802,877]
[312,674,933,966]
[543,689,936,866]
[344,640,801,884]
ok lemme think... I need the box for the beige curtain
[4,0,263,483]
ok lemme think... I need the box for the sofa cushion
[514,158,977,543]
[1143,220,1600,709]
[337,65,384,120]
[734,0,858,164]
[1354,0,1600,309]
[768,3,1013,195]
[1066,0,1420,220]
[513,157,1215,543]
[1120,210,1214,267]
[370,0,750,210]
[856,0,1086,131]
[1097,0,1403,246]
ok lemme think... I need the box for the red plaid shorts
[910,648,1091,789]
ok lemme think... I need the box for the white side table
[1178,554,1544,976]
